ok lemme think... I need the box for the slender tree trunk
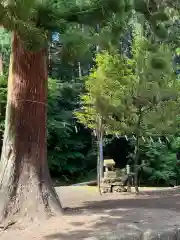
[96,116,103,195]
[97,134,103,195]
[0,53,3,76]
[134,108,142,194]
[98,116,104,180]
[99,133,104,180]
[0,33,62,223]
[97,139,101,194]
[134,136,140,194]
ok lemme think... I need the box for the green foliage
[47,78,93,181]
[0,29,11,75]
[140,140,180,185]
[75,51,134,135]
[0,0,134,51]
[60,24,93,62]
[0,29,11,50]
[0,0,179,185]
[0,76,7,136]
[0,75,93,182]
[134,0,169,40]
[0,0,173,51]
[119,30,180,137]
[75,22,180,188]
[79,36,180,137]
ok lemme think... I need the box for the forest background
[0,6,180,187]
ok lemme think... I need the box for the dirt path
[1,186,180,240]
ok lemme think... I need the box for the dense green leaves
[47,78,93,181]
[0,75,93,182]
[0,76,7,136]
[0,29,11,75]
[75,51,134,135]
[75,19,180,187]
[77,38,180,137]
[0,0,174,51]
[0,0,133,50]
[47,77,95,182]
[0,0,180,186]
[140,139,180,185]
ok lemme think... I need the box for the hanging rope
[166,136,169,142]
[158,137,162,144]
[75,126,78,133]
[91,131,172,145]
[93,129,97,136]
[133,135,136,140]
[16,99,46,105]
[142,136,145,142]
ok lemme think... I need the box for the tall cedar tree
[0,0,170,222]
[0,0,137,223]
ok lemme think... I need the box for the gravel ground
[1,186,180,240]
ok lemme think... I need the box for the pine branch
[156,0,180,10]
[37,0,130,31]
[0,4,6,23]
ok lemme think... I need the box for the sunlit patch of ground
[1,186,180,240]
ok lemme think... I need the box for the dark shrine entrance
[104,137,132,170]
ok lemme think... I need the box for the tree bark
[0,33,62,223]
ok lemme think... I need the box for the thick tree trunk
[0,33,62,223]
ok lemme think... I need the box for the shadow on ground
[44,188,180,240]
[63,187,180,213]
